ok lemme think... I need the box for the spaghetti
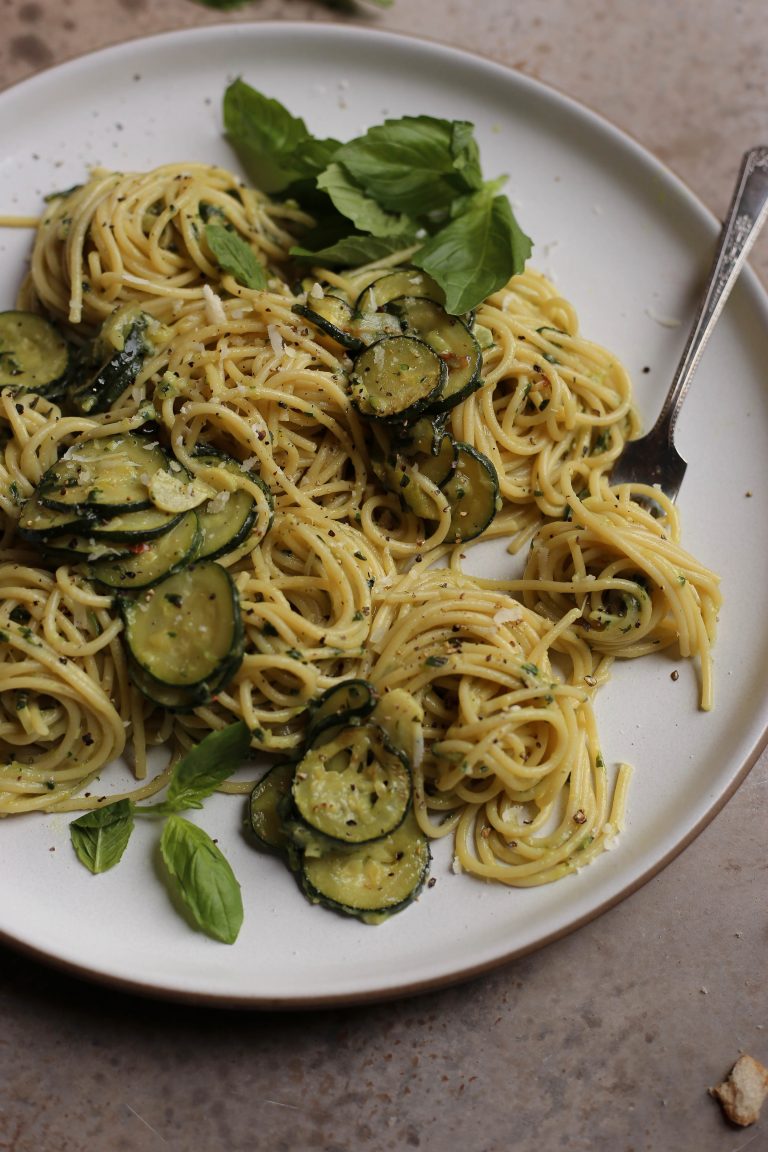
[0,161,721,890]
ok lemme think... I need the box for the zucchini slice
[85,504,185,542]
[17,492,98,543]
[89,509,201,589]
[118,561,244,691]
[249,761,294,853]
[0,311,70,396]
[355,268,444,314]
[36,533,130,565]
[67,307,162,415]
[300,811,431,923]
[291,723,411,847]
[293,295,364,352]
[305,678,379,747]
[349,335,446,422]
[441,443,501,542]
[372,689,425,770]
[192,453,272,562]
[369,421,456,520]
[38,433,172,514]
[124,652,233,713]
[385,296,482,413]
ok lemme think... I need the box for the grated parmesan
[202,283,227,325]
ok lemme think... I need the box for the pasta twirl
[0,161,720,890]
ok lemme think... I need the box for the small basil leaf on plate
[204,224,266,290]
[70,799,135,874]
[159,814,243,944]
[413,189,533,315]
[164,720,252,812]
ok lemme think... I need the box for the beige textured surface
[1,3,767,1150]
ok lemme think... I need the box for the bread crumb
[710,1054,768,1126]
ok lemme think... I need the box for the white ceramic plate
[1,24,767,1007]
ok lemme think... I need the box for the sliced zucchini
[291,723,411,847]
[147,469,217,514]
[293,294,364,352]
[349,335,446,422]
[124,652,232,713]
[355,268,444,315]
[67,306,164,415]
[17,492,98,543]
[38,433,172,514]
[305,678,379,747]
[372,688,424,770]
[389,414,448,457]
[89,509,200,589]
[249,761,295,852]
[85,503,185,542]
[192,453,272,562]
[441,442,501,542]
[118,560,244,691]
[0,311,70,396]
[385,296,482,413]
[36,533,130,564]
[414,432,457,487]
[369,421,456,519]
[300,811,431,923]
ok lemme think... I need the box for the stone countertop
[1,3,766,1149]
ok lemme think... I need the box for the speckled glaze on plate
[1,23,767,1008]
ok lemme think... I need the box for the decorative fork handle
[654,146,768,438]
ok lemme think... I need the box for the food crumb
[710,1053,768,1127]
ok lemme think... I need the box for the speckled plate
[1,23,767,1007]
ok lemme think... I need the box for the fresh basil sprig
[222,80,532,315]
[69,721,252,944]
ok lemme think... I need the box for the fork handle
[653,146,768,439]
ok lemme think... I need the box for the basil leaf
[413,190,533,314]
[317,163,416,239]
[290,233,413,268]
[70,799,135,874]
[160,815,243,944]
[164,720,252,812]
[223,79,338,194]
[332,116,483,216]
[205,224,266,290]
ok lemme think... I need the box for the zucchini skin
[350,335,447,422]
[89,509,202,590]
[248,761,295,852]
[304,678,379,746]
[67,308,161,415]
[246,679,432,922]
[0,310,71,397]
[441,442,501,542]
[299,812,431,924]
[290,723,412,848]
[118,561,244,709]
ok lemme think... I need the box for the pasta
[0,161,721,890]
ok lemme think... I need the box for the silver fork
[610,146,768,501]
